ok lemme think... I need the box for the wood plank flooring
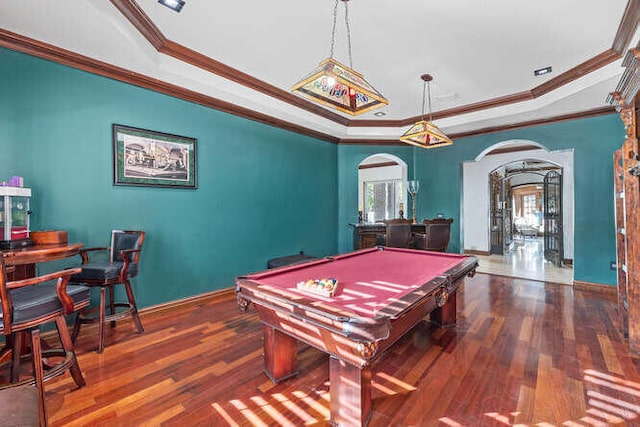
[33,273,640,425]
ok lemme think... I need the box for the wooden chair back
[415,218,453,252]
[385,223,414,248]
[383,219,412,225]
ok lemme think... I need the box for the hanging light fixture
[291,0,388,116]
[400,74,453,149]
[158,0,185,12]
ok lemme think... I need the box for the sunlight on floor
[209,369,422,426]
[438,369,640,426]
[474,237,573,285]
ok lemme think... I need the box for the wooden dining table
[1,242,83,280]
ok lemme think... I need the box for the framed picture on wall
[112,124,197,189]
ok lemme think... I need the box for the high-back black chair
[0,259,89,426]
[374,219,413,247]
[71,230,145,353]
[414,218,453,252]
[385,223,414,248]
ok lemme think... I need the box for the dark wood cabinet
[609,45,640,353]
[350,223,386,250]
[350,223,426,250]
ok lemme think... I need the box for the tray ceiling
[0,0,637,141]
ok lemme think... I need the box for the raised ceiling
[0,0,638,142]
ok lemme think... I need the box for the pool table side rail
[236,278,390,344]
[376,255,479,320]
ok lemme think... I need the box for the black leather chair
[0,259,90,426]
[385,223,414,248]
[373,219,414,248]
[71,230,145,353]
[414,218,453,252]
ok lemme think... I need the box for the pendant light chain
[421,80,426,121]
[328,0,353,68]
[329,0,339,59]
[344,1,353,69]
[400,73,453,148]
[427,80,433,122]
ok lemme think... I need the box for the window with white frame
[363,179,403,222]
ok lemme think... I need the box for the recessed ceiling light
[534,66,552,76]
[158,0,185,12]
[374,111,386,117]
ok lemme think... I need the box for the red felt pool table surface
[240,247,473,319]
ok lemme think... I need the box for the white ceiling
[0,0,637,140]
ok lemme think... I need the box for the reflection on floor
[474,236,573,285]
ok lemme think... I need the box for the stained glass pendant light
[291,0,388,116]
[400,74,453,149]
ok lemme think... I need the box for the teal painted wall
[337,145,414,253]
[0,51,17,173]
[3,46,626,297]
[413,114,624,285]
[1,48,338,307]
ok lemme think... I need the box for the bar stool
[71,230,145,353]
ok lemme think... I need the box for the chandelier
[400,74,453,149]
[291,0,388,116]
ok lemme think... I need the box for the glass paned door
[544,170,563,266]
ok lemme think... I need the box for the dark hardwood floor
[36,273,640,426]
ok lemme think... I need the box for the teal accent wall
[2,46,626,300]
[1,48,338,307]
[337,145,414,253]
[413,114,624,285]
[0,51,17,173]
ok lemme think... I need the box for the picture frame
[113,124,197,189]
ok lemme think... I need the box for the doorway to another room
[463,141,574,285]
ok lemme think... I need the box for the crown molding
[338,106,616,144]
[448,106,616,139]
[351,91,536,127]
[0,29,340,144]
[110,0,350,126]
[110,0,165,49]
[612,0,640,54]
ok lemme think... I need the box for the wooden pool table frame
[236,247,478,426]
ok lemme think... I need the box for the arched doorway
[462,140,574,283]
[357,154,409,223]
[489,159,564,267]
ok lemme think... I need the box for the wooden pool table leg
[330,356,372,426]
[431,289,457,327]
[263,326,298,383]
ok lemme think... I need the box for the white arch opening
[462,140,574,261]
[358,153,408,222]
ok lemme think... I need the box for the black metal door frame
[543,170,564,266]
[489,171,514,255]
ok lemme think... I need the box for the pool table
[236,247,478,426]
